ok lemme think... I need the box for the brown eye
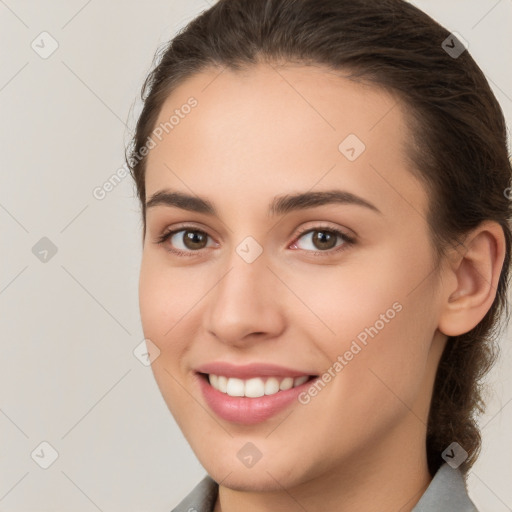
[180,230,209,250]
[156,227,215,256]
[310,230,338,250]
[291,226,355,257]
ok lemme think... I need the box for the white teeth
[294,375,309,387]
[279,377,294,390]
[264,377,280,395]
[226,377,245,397]
[207,374,311,397]
[245,378,265,398]
[217,375,228,393]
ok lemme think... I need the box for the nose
[203,250,286,347]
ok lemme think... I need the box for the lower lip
[196,373,316,425]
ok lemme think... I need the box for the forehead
[144,63,428,221]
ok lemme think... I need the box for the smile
[194,363,319,425]
[207,374,311,397]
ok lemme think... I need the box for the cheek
[324,294,436,443]
[138,254,202,347]
[278,251,420,344]
[292,309,434,470]
[138,258,198,423]
[294,242,436,405]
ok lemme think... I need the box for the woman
[126,0,511,510]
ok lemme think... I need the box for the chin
[197,451,310,492]
[212,469,297,493]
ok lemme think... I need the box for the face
[138,63,449,491]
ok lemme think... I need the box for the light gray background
[0,1,511,511]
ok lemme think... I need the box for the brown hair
[127,0,512,477]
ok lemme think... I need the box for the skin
[138,62,505,511]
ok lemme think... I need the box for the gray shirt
[171,462,478,511]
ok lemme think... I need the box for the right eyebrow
[146,189,216,215]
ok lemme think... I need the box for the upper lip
[195,362,316,379]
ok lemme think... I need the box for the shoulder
[412,463,479,511]
[171,474,218,512]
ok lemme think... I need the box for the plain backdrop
[0,1,511,511]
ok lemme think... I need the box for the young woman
[126,0,511,510]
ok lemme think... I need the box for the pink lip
[194,370,318,426]
[195,361,314,379]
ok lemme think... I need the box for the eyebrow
[145,188,382,216]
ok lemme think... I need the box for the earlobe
[437,221,506,337]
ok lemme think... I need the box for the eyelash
[154,224,356,258]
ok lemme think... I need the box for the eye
[290,225,355,256]
[155,226,217,257]
[154,223,355,258]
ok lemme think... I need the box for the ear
[437,220,506,337]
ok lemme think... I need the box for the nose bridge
[205,239,283,343]
[214,242,271,315]
[218,231,270,297]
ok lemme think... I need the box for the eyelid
[293,222,354,239]
[154,221,216,242]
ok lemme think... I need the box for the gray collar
[411,463,478,511]
[172,463,478,511]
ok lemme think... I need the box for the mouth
[199,373,316,397]
[195,369,319,425]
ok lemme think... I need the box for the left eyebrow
[269,189,382,216]
[145,188,382,216]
